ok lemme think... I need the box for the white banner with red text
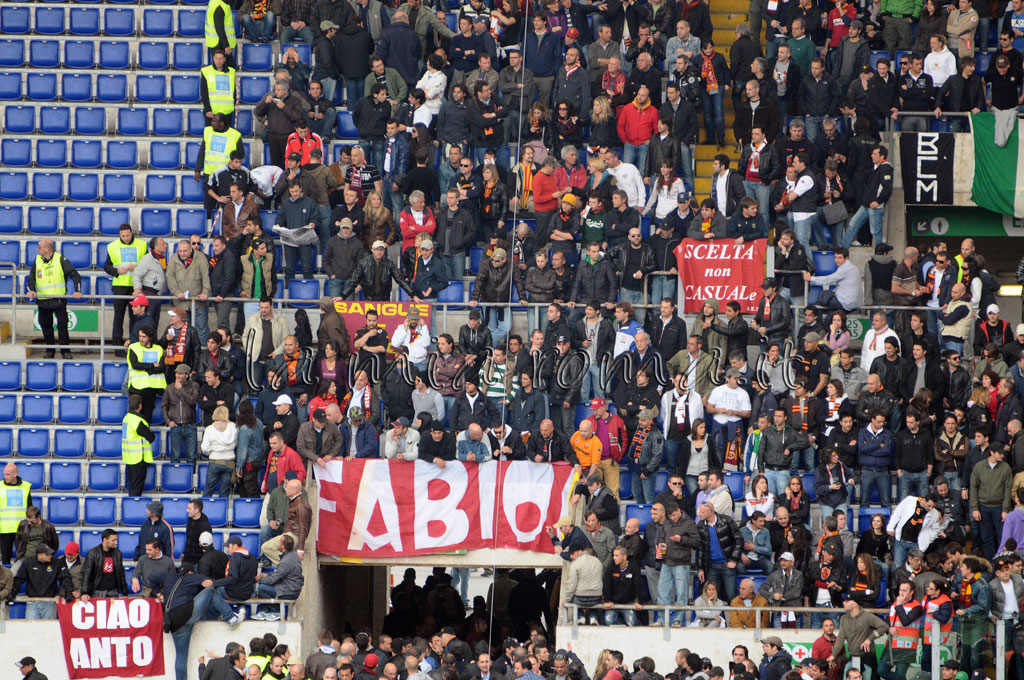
[316,460,578,558]
[57,597,165,679]
[673,238,768,315]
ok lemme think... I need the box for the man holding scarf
[698,40,728,147]
[626,407,664,504]
[161,308,202,381]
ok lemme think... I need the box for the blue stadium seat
[106,141,138,170]
[69,7,100,36]
[803,471,816,501]
[96,277,113,302]
[0,7,31,34]
[61,74,92,103]
[115,531,139,560]
[151,398,163,426]
[186,109,205,136]
[54,428,86,458]
[74,106,106,134]
[153,108,183,136]
[0,364,18,392]
[235,109,253,136]
[242,43,274,71]
[149,142,181,170]
[32,173,63,201]
[0,275,13,306]
[141,209,172,237]
[976,51,992,76]
[34,140,67,169]
[103,8,135,36]
[163,498,190,527]
[118,108,148,136]
[121,497,151,526]
[724,471,746,499]
[60,241,92,270]
[1,140,31,168]
[196,464,207,494]
[34,7,65,35]
[135,75,166,103]
[78,530,103,556]
[98,40,130,69]
[28,207,58,235]
[138,41,169,70]
[172,530,186,559]
[93,428,120,458]
[71,140,102,170]
[17,462,44,490]
[98,208,129,236]
[58,394,89,424]
[63,207,94,236]
[231,498,262,528]
[618,468,632,499]
[437,281,464,304]
[858,506,891,533]
[0,394,16,423]
[143,9,174,37]
[0,207,21,235]
[26,362,58,391]
[181,176,203,203]
[25,241,38,264]
[0,73,22,102]
[624,503,652,526]
[160,464,193,493]
[101,362,127,392]
[146,175,176,203]
[336,111,358,139]
[51,463,83,492]
[5,106,34,134]
[97,395,127,424]
[282,44,311,64]
[469,246,484,274]
[177,209,206,236]
[173,42,204,70]
[288,279,321,308]
[177,9,204,37]
[55,530,74,555]
[236,531,260,556]
[96,73,128,103]
[103,174,135,202]
[0,241,20,267]
[65,40,95,69]
[239,76,271,104]
[17,428,49,457]
[84,496,116,526]
[0,39,25,67]
[47,497,80,526]
[68,173,99,202]
[170,75,200,104]
[0,173,28,201]
[88,462,120,492]
[66,277,91,304]
[184,142,199,170]
[29,40,61,69]
[204,498,228,527]
[27,73,58,101]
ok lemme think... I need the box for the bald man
[939,282,972,356]
[26,238,83,359]
[456,423,492,462]
[1,463,33,563]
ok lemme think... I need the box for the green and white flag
[971,112,1024,218]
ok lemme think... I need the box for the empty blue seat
[161,464,193,493]
[96,74,127,103]
[63,207,94,236]
[27,207,58,235]
[69,7,100,35]
[74,106,106,134]
[47,496,79,526]
[100,362,127,392]
[138,41,169,70]
[149,142,181,170]
[1,140,30,168]
[103,174,135,202]
[93,428,120,458]
[619,468,633,499]
[79,530,103,555]
[65,40,95,68]
[95,277,112,303]
[84,496,116,526]
[0,207,21,235]
[184,142,199,170]
[29,40,60,69]
[60,241,92,270]
[71,140,102,169]
[61,74,92,103]
[25,241,38,264]
[98,208,129,236]
[26,362,58,391]
[141,209,172,236]
[5,106,34,134]
[17,463,44,491]
[336,111,358,139]
[33,173,64,201]
[68,173,99,202]
[204,498,229,527]
[66,276,90,304]
[35,139,67,169]
[118,531,140,560]
[0,363,19,390]
[51,463,83,491]
[173,42,204,70]
[146,175,176,203]
[17,428,49,457]
[0,39,25,68]
[176,209,206,236]
[121,497,151,526]
[143,9,173,37]
[242,43,273,71]
[106,141,138,170]
[0,7,30,34]
[170,75,201,104]
[58,394,90,424]
[117,108,148,136]
[103,8,135,37]
[97,395,127,424]
[34,7,65,35]
[0,391,15,422]
[53,429,86,459]
[153,108,183,136]
[177,10,204,37]
[163,498,190,526]
[28,73,58,101]
[181,176,203,203]
[135,75,166,103]
[288,279,320,308]
[235,109,253,136]
[231,498,262,528]
[22,395,53,424]
[186,109,205,136]
[977,51,992,76]
[239,76,270,104]
[0,173,29,201]
[88,462,120,491]
[98,40,130,69]
[236,531,260,556]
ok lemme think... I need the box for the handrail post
[570,604,579,639]
[931,619,940,680]
[997,618,1006,680]
[663,605,671,641]
[98,296,106,361]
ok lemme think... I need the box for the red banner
[332,300,433,355]
[316,460,578,558]
[673,238,768,315]
[57,598,165,679]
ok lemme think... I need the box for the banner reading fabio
[57,598,165,679]
[673,238,768,315]
[316,460,577,558]
[332,300,432,355]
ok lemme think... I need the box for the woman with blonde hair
[586,96,619,151]
[201,405,238,497]
[360,190,395,252]
[691,580,727,627]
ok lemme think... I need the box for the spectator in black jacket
[895,411,934,498]
[208,236,239,333]
[181,499,212,572]
[352,84,391,167]
[526,419,574,462]
[81,529,128,598]
[602,546,642,624]
[734,80,781,147]
[695,501,743,602]
[646,297,687,360]
[199,367,236,426]
[663,82,699,190]
[467,81,509,167]
[419,420,457,464]
[729,24,763,114]
[799,58,841,142]
[897,55,935,132]
[839,144,893,249]
[935,56,985,131]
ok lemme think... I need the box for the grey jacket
[166,251,211,298]
[498,64,537,112]
[260,549,304,599]
[135,553,175,589]
[990,573,1024,620]
[397,1,454,52]
[134,252,167,293]
[162,379,200,426]
[295,421,343,462]
[758,567,804,607]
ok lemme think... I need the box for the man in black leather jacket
[341,243,415,301]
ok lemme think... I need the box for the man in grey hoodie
[254,534,304,621]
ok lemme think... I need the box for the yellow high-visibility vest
[202,126,242,175]
[201,64,236,115]
[34,254,67,299]
[121,412,154,466]
[106,238,148,288]
[127,342,168,391]
[0,480,31,533]
[205,0,236,49]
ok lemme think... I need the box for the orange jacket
[616,99,660,146]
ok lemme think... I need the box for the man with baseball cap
[324,216,366,298]
[13,543,61,619]
[384,416,421,461]
[342,238,415,302]
[297,406,342,469]
[584,398,627,498]
[15,657,47,680]
[126,293,155,347]
[56,540,82,601]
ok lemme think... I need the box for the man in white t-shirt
[706,368,752,456]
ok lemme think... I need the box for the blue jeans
[632,469,656,504]
[603,607,638,626]
[279,25,314,44]
[790,446,815,474]
[580,363,604,401]
[359,138,384,169]
[451,567,469,602]
[657,563,692,625]
[259,522,282,547]
[444,253,465,283]
[820,503,850,523]
[711,419,742,458]
[897,471,929,499]
[804,116,824,143]
[860,468,892,506]
[663,438,682,471]
[317,81,337,109]
[284,244,315,282]
[26,601,56,619]
[170,587,236,680]
[743,180,771,233]
[841,206,885,248]
[383,174,403,220]
[239,12,276,41]
[893,538,917,569]
[765,468,790,499]
[486,306,510,345]
[168,423,197,461]
[679,142,695,192]
[650,274,677,305]
[977,16,990,51]
[623,143,648,174]
[344,77,364,108]
[700,90,725,144]
[204,462,235,497]
[620,287,644,305]
[442,395,456,425]
[191,303,209,347]
[706,561,737,602]
[316,205,332,252]
[327,278,346,298]
[792,214,816,251]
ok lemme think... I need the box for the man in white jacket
[383,417,420,460]
[887,494,941,569]
[859,311,900,372]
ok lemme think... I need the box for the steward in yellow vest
[27,238,82,359]
[105,223,149,347]
[201,49,237,125]
[122,394,157,497]
[127,325,169,423]
[0,463,33,563]
[205,0,236,66]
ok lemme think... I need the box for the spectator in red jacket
[285,121,325,165]
[399,190,438,251]
[616,84,659,180]
[261,430,307,493]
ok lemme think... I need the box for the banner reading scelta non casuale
[971,112,1024,217]
[332,300,432,356]
[57,598,165,679]
[316,460,577,558]
[673,238,768,315]
[899,131,954,204]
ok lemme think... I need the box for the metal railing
[886,110,975,133]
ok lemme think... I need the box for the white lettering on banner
[684,284,759,303]
[683,242,758,260]
[478,462,497,540]
[59,598,165,679]
[71,598,149,630]
[348,460,403,552]
[133,637,154,666]
[502,463,554,543]
[915,133,939,202]
[414,462,471,549]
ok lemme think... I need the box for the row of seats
[19,461,259,500]
[0,205,200,236]
[0,392,131,425]
[1,138,253,171]
[2,424,203,460]
[0,360,124,392]
[0,71,207,104]
[0,6,205,38]
[3,105,256,138]
[0,38,205,70]
[0,171,202,203]
[37,492,262,530]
